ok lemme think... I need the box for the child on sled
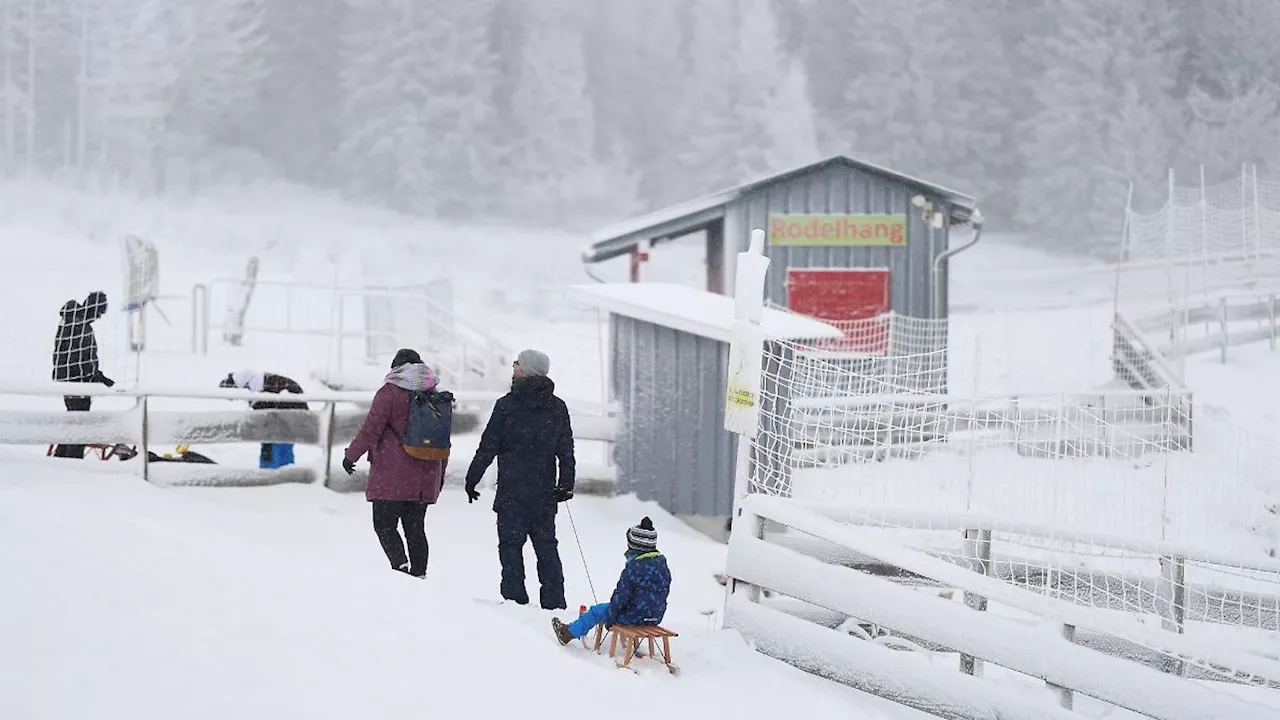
[552,516,671,645]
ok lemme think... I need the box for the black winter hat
[391,348,422,369]
[626,517,657,553]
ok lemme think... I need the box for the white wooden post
[724,228,771,615]
[1046,623,1077,709]
[959,528,992,676]
[1158,555,1187,676]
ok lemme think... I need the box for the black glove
[93,371,115,388]
[342,457,356,475]
[465,484,480,503]
[555,487,574,503]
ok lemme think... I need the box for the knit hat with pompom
[626,517,657,553]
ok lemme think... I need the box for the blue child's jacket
[603,550,671,627]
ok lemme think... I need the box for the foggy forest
[0,0,1275,255]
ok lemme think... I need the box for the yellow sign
[768,213,907,247]
[726,384,755,409]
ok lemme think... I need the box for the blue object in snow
[260,443,295,469]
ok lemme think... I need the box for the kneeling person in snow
[219,370,307,469]
[552,517,671,645]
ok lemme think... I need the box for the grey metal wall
[722,163,955,321]
[610,314,738,517]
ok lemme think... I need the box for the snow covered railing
[723,495,1280,720]
[1113,311,1187,390]
[0,382,619,490]
[192,278,514,392]
[787,387,1195,463]
[1131,293,1280,364]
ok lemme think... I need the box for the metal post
[1197,165,1207,304]
[321,402,336,488]
[1270,295,1276,351]
[705,221,725,294]
[140,396,150,482]
[1253,164,1263,269]
[628,246,649,283]
[1112,182,1135,320]
[24,0,34,179]
[1219,296,1228,363]
[1165,169,1175,310]
[191,287,197,354]
[1046,623,1076,709]
[1242,163,1249,259]
[191,283,208,355]
[335,293,346,375]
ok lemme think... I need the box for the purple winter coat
[345,363,447,503]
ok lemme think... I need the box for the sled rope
[565,501,598,604]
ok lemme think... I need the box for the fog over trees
[0,0,1275,254]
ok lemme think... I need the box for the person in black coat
[50,291,114,458]
[465,348,575,610]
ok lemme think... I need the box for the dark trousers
[496,508,565,609]
[372,500,429,576]
[52,396,92,458]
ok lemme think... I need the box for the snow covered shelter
[569,282,841,539]
[581,155,980,328]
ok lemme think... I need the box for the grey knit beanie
[626,517,657,553]
[516,348,550,377]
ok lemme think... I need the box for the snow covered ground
[4,182,1280,718]
[0,466,929,720]
[1185,342,1280,432]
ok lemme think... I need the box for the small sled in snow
[575,618,680,676]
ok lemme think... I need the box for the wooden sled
[583,623,680,675]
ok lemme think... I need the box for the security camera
[911,195,927,208]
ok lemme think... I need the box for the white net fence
[743,333,1280,686]
[1118,167,1280,375]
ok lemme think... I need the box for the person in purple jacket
[342,348,447,578]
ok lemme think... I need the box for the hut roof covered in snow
[568,282,842,343]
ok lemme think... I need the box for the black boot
[551,618,574,646]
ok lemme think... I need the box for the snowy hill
[0,466,926,720]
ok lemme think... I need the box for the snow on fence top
[568,282,842,343]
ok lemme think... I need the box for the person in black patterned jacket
[50,291,114,459]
